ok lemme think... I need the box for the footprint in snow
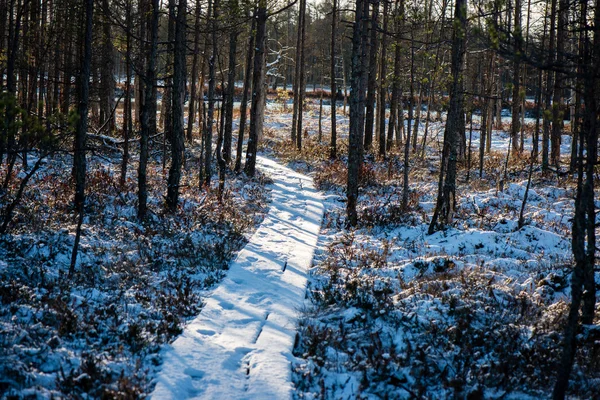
[184,367,204,379]
[247,292,269,305]
[219,301,235,310]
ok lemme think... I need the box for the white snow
[151,156,324,400]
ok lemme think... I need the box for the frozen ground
[1,100,597,399]
[259,103,599,398]
[151,156,324,400]
[0,150,269,398]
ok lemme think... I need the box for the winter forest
[0,0,599,397]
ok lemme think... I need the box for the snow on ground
[151,156,324,400]
[259,103,599,398]
[288,168,591,398]
[1,99,596,399]
[0,150,269,398]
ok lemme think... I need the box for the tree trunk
[386,0,403,153]
[295,0,307,151]
[120,0,133,188]
[186,0,202,143]
[510,0,522,155]
[72,0,92,213]
[428,0,466,234]
[364,0,379,151]
[61,15,73,116]
[479,59,490,178]
[2,0,22,169]
[412,80,423,152]
[223,2,238,164]
[329,0,338,159]
[234,15,255,173]
[569,6,585,173]
[166,0,186,211]
[346,0,369,226]
[69,0,93,277]
[204,0,217,186]
[100,0,115,134]
[318,77,323,142]
[551,0,568,168]
[162,0,176,141]
[138,0,159,220]
[244,1,267,177]
[553,0,598,395]
[291,0,305,144]
[0,0,6,91]
[542,0,556,171]
[377,0,388,158]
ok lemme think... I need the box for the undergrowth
[294,230,599,399]
[265,118,599,398]
[0,154,270,398]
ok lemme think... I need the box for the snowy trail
[151,156,324,400]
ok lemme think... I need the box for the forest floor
[259,103,599,399]
[1,101,599,399]
[0,144,270,398]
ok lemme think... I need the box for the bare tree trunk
[397,93,404,146]
[364,0,379,151]
[291,0,305,144]
[318,76,323,142]
[61,16,73,116]
[0,0,6,92]
[163,0,176,141]
[553,0,598,395]
[100,0,115,134]
[386,0,403,153]
[346,0,369,226]
[428,0,466,234]
[166,0,186,210]
[216,100,226,201]
[295,0,307,151]
[551,0,567,168]
[510,0,522,155]
[342,52,348,116]
[407,32,414,150]
[244,0,267,177]
[466,111,473,181]
[542,0,556,171]
[412,80,423,152]
[2,0,22,171]
[329,0,338,159]
[234,14,255,173]
[204,0,217,186]
[70,0,93,277]
[186,0,202,143]
[377,0,388,158]
[569,9,585,173]
[479,55,493,178]
[401,100,411,210]
[120,0,133,188]
[533,13,547,162]
[72,0,92,213]
[138,0,159,220]
[223,1,239,163]
[22,0,39,169]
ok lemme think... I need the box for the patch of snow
[151,156,324,400]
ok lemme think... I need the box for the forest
[0,0,599,397]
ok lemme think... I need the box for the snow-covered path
[151,156,324,400]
